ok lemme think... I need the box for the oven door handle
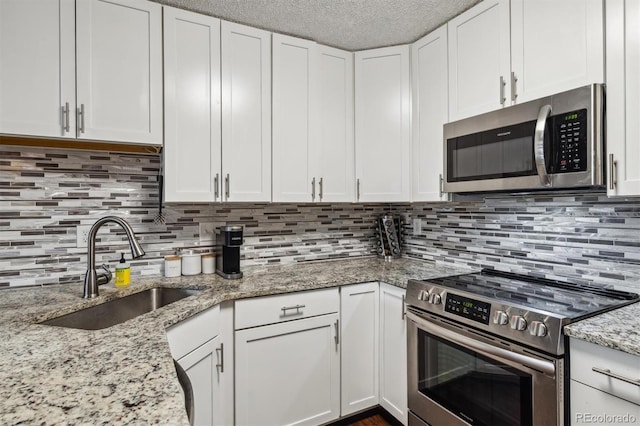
[534,104,552,187]
[406,311,555,376]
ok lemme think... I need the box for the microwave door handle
[534,105,552,187]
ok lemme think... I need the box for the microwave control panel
[552,108,587,173]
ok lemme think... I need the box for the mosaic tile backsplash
[399,193,640,293]
[1,146,640,293]
[0,146,389,288]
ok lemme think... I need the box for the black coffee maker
[216,225,243,279]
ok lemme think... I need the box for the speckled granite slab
[0,257,471,425]
[564,302,640,357]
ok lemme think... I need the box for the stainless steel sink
[40,287,203,330]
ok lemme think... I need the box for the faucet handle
[96,264,112,286]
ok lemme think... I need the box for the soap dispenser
[115,253,130,288]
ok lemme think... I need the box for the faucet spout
[83,216,145,299]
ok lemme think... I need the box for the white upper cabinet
[449,0,604,121]
[355,45,411,202]
[411,25,448,202]
[221,21,272,202]
[76,0,162,144]
[272,34,318,202]
[163,7,221,203]
[0,0,76,138]
[317,45,355,203]
[606,0,640,196]
[448,0,511,121]
[510,0,604,103]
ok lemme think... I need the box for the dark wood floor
[346,413,392,426]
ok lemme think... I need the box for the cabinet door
[448,0,511,120]
[221,21,271,202]
[177,336,223,426]
[340,282,379,416]
[235,314,340,426]
[272,34,318,202]
[163,7,222,203]
[0,0,75,138]
[570,380,640,425]
[511,0,604,103]
[355,45,411,202]
[76,0,162,144]
[317,45,355,203]
[606,0,640,196]
[379,283,407,425]
[411,25,448,202]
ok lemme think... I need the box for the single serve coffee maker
[216,225,243,279]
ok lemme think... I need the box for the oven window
[418,330,533,426]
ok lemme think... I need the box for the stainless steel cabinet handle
[439,173,444,198]
[609,154,617,190]
[356,179,360,201]
[499,75,506,105]
[511,71,518,102]
[334,319,340,346]
[592,367,640,387]
[225,174,230,200]
[77,104,85,134]
[311,177,316,201]
[534,104,552,187]
[216,343,224,373]
[281,304,305,315]
[318,177,323,201]
[214,173,219,200]
[402,294,406,320]
[61,102,70,133]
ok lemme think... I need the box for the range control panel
[444,293,491,325]
[552,108,588,173]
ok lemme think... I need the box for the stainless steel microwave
[443,84,605,193]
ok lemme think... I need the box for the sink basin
[40,287,203,330]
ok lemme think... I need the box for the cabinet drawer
[570,337,640,405]
[235,287,339,330]
[570,380,640,425]
[167,304,220,360]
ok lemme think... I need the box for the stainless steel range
[405,269,639,426]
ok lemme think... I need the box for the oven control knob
[418,290,429,301]
[510,315,527,331]
[429,293,442,305]
[530,321,548,337]
[493,311,509,325]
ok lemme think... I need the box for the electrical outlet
[76,225,92,248]
[199,222,216,243]
[412,218,422,235]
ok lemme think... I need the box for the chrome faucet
[83,216,145,298]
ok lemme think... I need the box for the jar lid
[201,253,215,258]
[165,255,181,261]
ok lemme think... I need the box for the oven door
[407,310,562,426]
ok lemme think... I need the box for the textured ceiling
[151,0,481,51]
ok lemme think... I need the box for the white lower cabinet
[340,282,380,416]
[167,303,234,426]
[233,283,407,426]
[235,313,341,426]
[379,283,408,424]
[570,337,640,425]
[234,288,341,425]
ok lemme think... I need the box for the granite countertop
[0,256,471,425]
[564,302,640,357]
